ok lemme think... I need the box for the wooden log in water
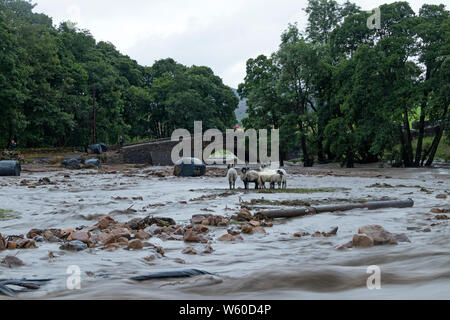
[257,198,414,219]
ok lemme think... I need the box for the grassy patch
[258,187,350,194]
[0,209,20,221]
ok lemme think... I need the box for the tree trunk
[415,82,430,166]
[402,103,414,167]
[425,104,448,167]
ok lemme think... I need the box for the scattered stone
[105,243,121,251]
[237,208,252,221]
[393,233,411,243]
[69,231,90,243]
[252,226,266,234]
[144,255,156,262]
[293,232,309,238]
[60,240,87,252]
[358,225,397,245]
[183,229,202,243]
[17,239,36,249]
[98,216,117,229]
[127,239,143,250]
[182,246,197,255]
[435,214,449,220]
[436,194,447,199]
[7,242,17,250]
[134,230,151,240]
[203,245,214,254]
[218,234,242,241]
[2,255,24,268]
[227,229,241,236]
[352,234,374,248]
[423,228,431,232]
[249,220,261,227]
[337,241,353,250]
[27,229,43,239]
[241,224,253,234]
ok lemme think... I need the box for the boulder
[128,239,143,250]
[60,240,87,251]
[183,229,202,242]
[352,234,374,248]
[358,225,397,245]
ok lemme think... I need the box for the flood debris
[0,160,21,176]
[0,279,52,297]
[130,269,214,281]
[257,199,414,219]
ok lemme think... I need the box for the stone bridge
[121,136,242,166]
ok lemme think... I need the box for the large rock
[60,240,87,251]
[128,239,143,250]
[352,234,374,248]
[358,225,397,245]
[183,229,202,242]
[69,231,90,243]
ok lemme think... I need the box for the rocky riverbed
[0,163,448,299]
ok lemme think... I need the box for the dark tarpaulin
[173,157,206,177]
[0,161,21,176]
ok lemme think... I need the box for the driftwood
[256,199,414,219]
[130,269,214,281]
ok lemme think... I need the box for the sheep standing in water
[226,165,238,190]
[238,167,261,189]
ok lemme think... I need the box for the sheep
[238,167,262,189]
[226,165,238,190]
[277,169,287,189]
[258,171,275,189]
[269,170,287,189]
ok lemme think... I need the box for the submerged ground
[0,162,449,300]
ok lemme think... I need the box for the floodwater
[0,164,449,300]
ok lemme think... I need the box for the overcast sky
[32,0,446,88]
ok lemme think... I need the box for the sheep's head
[277,169,284,176]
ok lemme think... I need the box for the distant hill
[232,89,248,125]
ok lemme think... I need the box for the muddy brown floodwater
[0,163,449,300]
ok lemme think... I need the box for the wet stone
[358,225,397,245]
[60,240,87,252]
[2,255,24,268]
[182,246,197,255]
[352,234,374,248]
[128,239,143,250]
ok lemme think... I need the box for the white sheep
[258,171,275,189]
[238,167,262,189]
[226,165,238,190]
[269,169,287,189]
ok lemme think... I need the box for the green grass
[0,209,20,221]
[412,136,450,162]
[258,187,350,194]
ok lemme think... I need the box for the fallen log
[130,269,214,281]
[0,160,21,176]
[256,198,414,219]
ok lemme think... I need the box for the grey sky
[32,0,446,88]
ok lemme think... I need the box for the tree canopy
[239,0,449,167]
[0,0,238,148]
